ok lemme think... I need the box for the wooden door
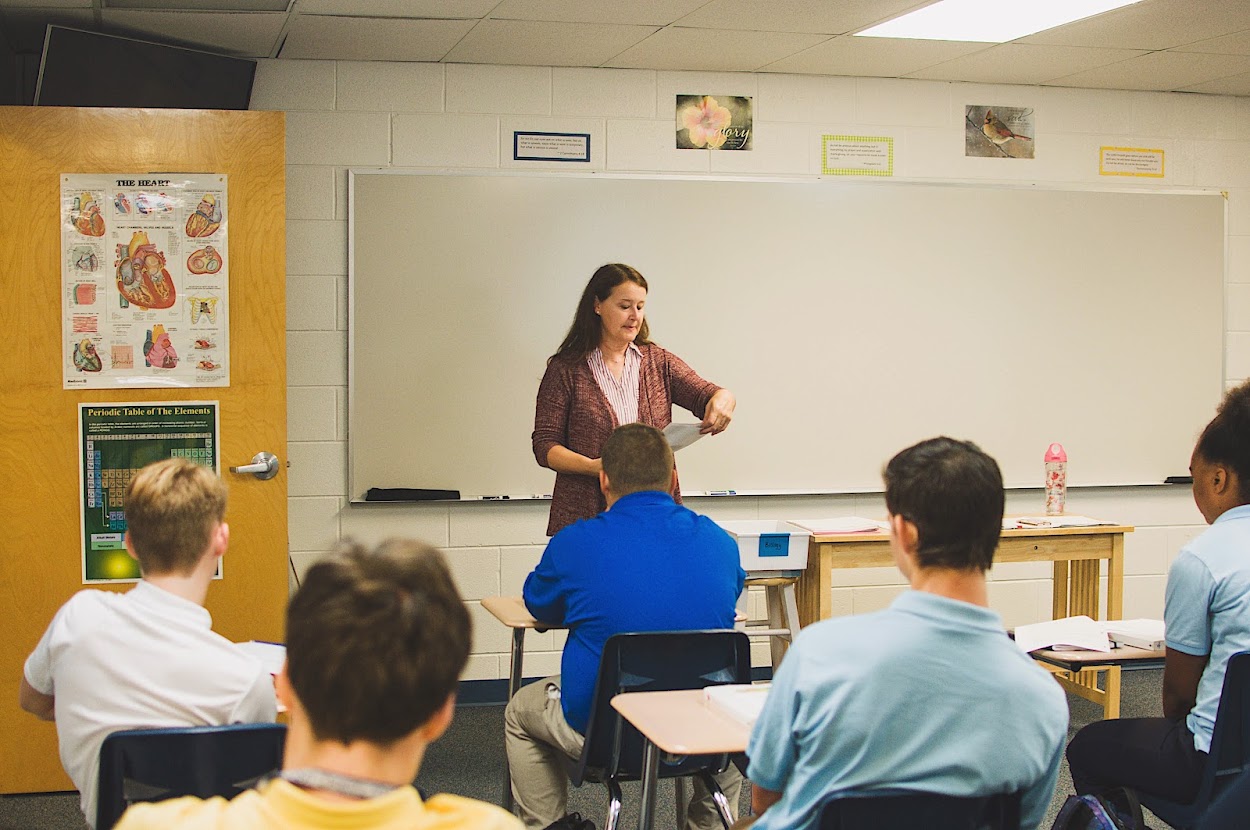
[0,107,287,794]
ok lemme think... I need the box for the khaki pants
[504,676,742,830]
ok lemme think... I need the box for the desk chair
[568,630,751,830]
[818,791,1022,830]
[1136,651,1250,830]
[1195,767,1250,829]
[96,722,286,830]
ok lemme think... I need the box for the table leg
[1107,534,1125,620]
[502,627,525,812]
[509,628,525,699]
[1052,561,1069,619]
[1103,666,1122,719]
[796,542,830,627]
[638,739,660,830]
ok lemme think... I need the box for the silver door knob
[230,452,280,480]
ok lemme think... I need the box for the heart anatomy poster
[61,173,230,389]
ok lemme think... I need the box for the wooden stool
[741,575,802,667]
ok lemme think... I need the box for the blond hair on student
[124,457,227,575]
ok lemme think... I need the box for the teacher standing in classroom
[532,263,736,536]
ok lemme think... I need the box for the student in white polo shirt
[20,457,276,827]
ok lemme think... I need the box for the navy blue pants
[1067,716,1207,803]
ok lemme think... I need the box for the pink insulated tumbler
[1045,443,1067,516]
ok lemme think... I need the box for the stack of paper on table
[1013,616,1113,654]
[236,640,287,675]
[1105,619,1166,651]
[789,517,884,534]
[704,683,771,727]
[1014,617,1167,655]
[1016,515,1117,528]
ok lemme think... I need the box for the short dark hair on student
[286,538,471,745]
[602,423,673,497]
[125,458,227,576]
[883,437,1005,572]
[1196,379,1250,503]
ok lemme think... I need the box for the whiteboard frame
[347,168,1227,503]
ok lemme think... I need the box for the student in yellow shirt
[116,538,522,830]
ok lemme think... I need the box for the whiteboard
[349,172,1224,501]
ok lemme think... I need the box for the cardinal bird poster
[966,105,1035,159]
[61,173,230,389]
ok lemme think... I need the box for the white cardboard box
[717,520,809,571]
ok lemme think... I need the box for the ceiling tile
[487,0,705,26]
[1179,71,1250,96]
[294,0,493,17]
[674,0,931,35]
[1046,50,1250,91]
[763,34,986,77]
[1019,0,1250,51]
[606,26,827,72]
[444,19,657,66]
[1172,29,1250,56]
[104,0,289,10]
[280,14,473,60]
[99,9,285,57]
[908,43,1147,85]
[0,0,90,7]
[0,9,95,54]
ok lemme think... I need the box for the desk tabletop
[1031,644,1164,671]
[810,519,1134,543]
[610,689,752,755]
[481,596,561,630]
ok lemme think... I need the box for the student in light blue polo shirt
[1068,380,1250,805]
[747,437,1069,830]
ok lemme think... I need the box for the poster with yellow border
[1099,147,1165,178]
[822,135,894,176]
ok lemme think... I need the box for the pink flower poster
[676,95,753,150]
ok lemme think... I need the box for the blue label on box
[759,534,789,557]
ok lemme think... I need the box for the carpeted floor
[0,668,1168,830]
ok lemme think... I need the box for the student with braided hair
[1068,379,1250,806]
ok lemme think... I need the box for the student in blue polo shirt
[505,422,745,830]
[747,437,1068,830]
[1068,380,1250,805]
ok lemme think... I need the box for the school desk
[610,688,753,830]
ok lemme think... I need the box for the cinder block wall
[254,60,1250,679]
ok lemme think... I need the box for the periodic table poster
[61,173,230,389]
[79,402,219,583]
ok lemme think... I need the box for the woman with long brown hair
[532,263,735,536]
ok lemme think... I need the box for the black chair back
[569,630,750,786]
[1139,650,1250,829]
[96,722,286,830]
[819,791,1022,830]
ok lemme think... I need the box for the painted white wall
[256,60,1250,680]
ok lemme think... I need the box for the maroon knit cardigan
[532,343,720,536]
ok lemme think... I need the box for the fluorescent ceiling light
[854,0,1145,43]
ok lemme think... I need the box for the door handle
[230,452,280,480]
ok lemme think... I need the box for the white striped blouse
[587,344,642,425]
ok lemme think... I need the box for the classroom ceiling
[3,0,1250,96]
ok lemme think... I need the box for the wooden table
[796,522,1134,717]
[611,689,753,830]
